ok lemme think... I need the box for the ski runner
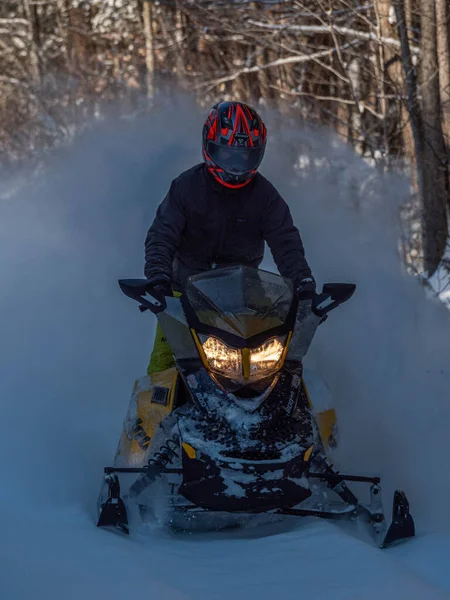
[144,101,314,374]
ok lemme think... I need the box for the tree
[419,0,448,274]
[142,0,155,99]
[0,0,449,279]
[435,0,450,145]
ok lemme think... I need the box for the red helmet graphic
[202,101,267,189]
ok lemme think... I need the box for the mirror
[313,283,356,316]
[322,283,356,303]
[119,278,150,301]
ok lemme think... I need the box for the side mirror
[119,278,151,300]
[119,279,164,313]
[313,283,356,316]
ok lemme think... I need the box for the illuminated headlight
[201,336,242,378]
[199,334,288,381]
[250,337,285,374]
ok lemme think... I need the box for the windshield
[185,266,294,339]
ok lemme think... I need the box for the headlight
[250,337,284,374]
[201,336,242,379]
[198,334,289,382]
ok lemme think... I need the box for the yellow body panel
[147,291,183,376]
[115,368,178,466]
[302,378,337,450]
[315,409,337,449]
[304,444,314,462]
[182,442,197,459]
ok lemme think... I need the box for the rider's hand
[144,275,172,313]
[295,276,316,299]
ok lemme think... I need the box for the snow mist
[0,99,449,541]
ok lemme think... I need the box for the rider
[144,101,315,374]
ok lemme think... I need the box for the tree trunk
[56,0,88,75]
[256,48,273,107]
[69,5,89,74]
[404,0,413,29]
[435,0,450,144]
[56,0,70,71]
[393,0,423,161]
[142,0,155,99]
[22,0,40,85]
[375,0,415,163]
[419,0,448,274]
[173,3,185,85]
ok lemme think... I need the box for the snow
[2,502,450,599]
[1,108,450,599]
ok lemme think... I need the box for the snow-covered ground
[1,108,450,599]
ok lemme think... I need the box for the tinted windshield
[185,266,294,339]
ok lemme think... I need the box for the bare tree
[1,0,449,279]
[374,0,415,164]
[22,0,40,85]
[420,0,448,274]
[142,0,155,99]
[435,0,450,144]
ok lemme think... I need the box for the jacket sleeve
[144,180,187,282]
[261,187,313,286]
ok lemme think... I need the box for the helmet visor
[206,141,265,175]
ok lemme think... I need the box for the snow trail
[1,104,450,599]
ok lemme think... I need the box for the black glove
[142,275,172,314]
[295,276,316,299]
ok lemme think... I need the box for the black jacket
[145,164,312,291]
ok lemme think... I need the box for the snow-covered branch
[0,75,38,101]
[0,28,29,37]
[195,41,359,90]
[246,19,420,54]
[0,18,30,28]
[269,84,384,119]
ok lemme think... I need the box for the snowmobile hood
[184,266,296,346]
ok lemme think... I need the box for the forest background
[1,0,449,292]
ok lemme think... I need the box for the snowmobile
[97,266,415,548]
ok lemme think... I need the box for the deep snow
[1,104,450,599]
